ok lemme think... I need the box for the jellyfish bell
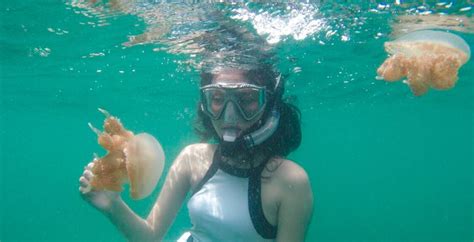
[389,15,474,39]
[124,133,165,200]
[385,30,470,62]
[377,30,471,96]
[87,109,165,200]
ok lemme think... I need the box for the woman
[79,63,314,242]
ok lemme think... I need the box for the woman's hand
[79,161,122,215]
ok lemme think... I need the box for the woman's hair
[194,63,302,157]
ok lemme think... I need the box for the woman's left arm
[276,162,314,242]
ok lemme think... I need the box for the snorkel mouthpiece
[222,129,239,142]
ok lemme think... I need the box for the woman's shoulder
[268,158,310,189]
[180,143,217,187]
[181,143,217,154]
[179,143,216,168]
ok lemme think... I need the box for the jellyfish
[376,30,470,96]
[86,108,165,200]
[390,15,474,38]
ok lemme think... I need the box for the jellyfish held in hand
[86,108,165,200]
[377,30,470,96]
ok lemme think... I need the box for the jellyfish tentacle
[98,132,115,151]
[104,117,126,136]
[430,54,460,90]
[98,108,111,118]
[88,122,102,136]
[406,57,430,96]
[92,153,99,162]
[407,78,429,96]
[377,54,408,82]
[96,108,134,138]
[98,108,128,136]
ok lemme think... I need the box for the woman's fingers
[79,184,92,195]
[79,186,86,193]
[79,176,89,187]
[86,161,94,171]
[83,169,94,181]
[79,160,97,195]
[79,163,95,193]
[79,174,93,194]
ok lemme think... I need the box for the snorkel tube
[243,73,283,149]
[243,108,280,148]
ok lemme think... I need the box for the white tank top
[185,146,277,242]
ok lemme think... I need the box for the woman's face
[209,69,265,140]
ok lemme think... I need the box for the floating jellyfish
[86,108,165,200]
[390,15,474,38]
[377,30,471,96]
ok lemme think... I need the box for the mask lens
[201,84,266,120]
[235,88,265,120]
[202,88,226,119]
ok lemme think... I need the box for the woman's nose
[223,101,240,124]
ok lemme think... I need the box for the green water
[1,1,473,241]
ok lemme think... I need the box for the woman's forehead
[212,69,250,83]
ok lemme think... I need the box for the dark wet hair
[194,63,301,158]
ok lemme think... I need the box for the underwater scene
[1,0,473,241]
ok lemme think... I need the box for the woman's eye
[240,94,257,104]
[241,97,252,103]
[212,95,224,104]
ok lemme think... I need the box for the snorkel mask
[200,83,268,122]
[200,75,282,153]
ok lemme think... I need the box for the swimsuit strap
[248,155,278,239]
[190,146,221,196]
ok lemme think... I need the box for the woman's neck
[221,150,267,169]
